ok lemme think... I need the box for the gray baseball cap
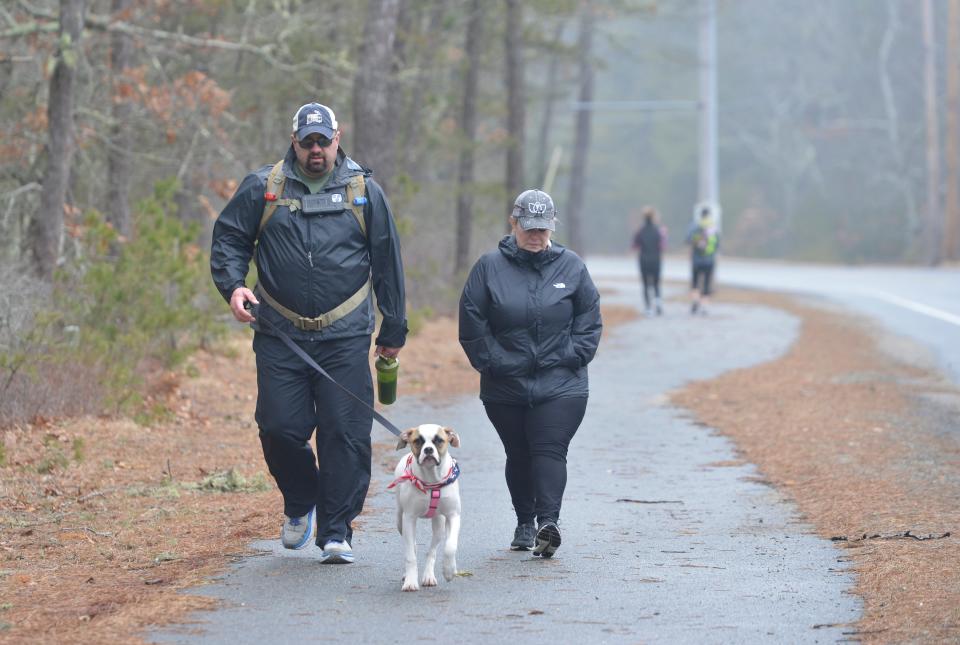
[512,189,557,231]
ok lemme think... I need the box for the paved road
[151,275,860,644]
[593,254,960,384]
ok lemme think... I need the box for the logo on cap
[527,201,548,214]
[293,103,338,136]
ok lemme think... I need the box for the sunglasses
[298,136,334,150]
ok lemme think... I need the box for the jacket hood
[497,234,565,268]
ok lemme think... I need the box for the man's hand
[376,345,401,359]
[230,286,259,323]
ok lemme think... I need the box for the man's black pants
[483,397,588,526]
[691,259,715,295]
[253,332,373,546]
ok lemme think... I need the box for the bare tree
[31,0,85,279]
[504,0,525,231]
[453,0,484,275]
[945,0,960,261]
[352,0,402,192]
[922,0,942,264]
[392,0,451,187]
[566,0,595,255]
[535,22,565,187]
[878,0,920,245]
[107,0,133,241]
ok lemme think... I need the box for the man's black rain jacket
[458,235,602,406]
[211,146,407,347]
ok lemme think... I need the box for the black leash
[246,303,403,437]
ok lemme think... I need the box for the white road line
[867,290,960,328]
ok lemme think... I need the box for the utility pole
[698,0,720,229]
[922,0,942,264]
[944,0,960,261]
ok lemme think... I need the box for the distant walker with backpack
[686,206,720,315]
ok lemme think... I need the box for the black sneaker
[533,521,561,558]
[510,522,536,550]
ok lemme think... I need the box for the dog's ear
[443,427,460,448]
[397,427,416,450]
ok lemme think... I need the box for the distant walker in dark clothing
[459,189,602,559]
[631,206,667,316]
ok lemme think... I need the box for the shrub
[52,178,227,414]
[0,178,227,425]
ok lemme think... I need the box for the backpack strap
[345,174,368,237]
[258,162,367,240]
[252,168,373,330]
[704,232,718,256]
[258,160,288,238]
[255,280,371,331]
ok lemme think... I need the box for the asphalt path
[592,254,960,385]
[151,271,862,644]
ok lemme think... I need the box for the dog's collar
[388,454,460,518]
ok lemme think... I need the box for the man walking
[211,102,407,563]
[686,206,720,315]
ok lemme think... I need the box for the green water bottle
[375,355,399,405]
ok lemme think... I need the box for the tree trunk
[107,0,133,242]
[879,0,920,247]
[922,0,942,265]
[566,0,595,255]
[352,0,402,193]
[32,0,85,279]
[944,0,960,261]
[453,0,484,275]
[398,0,448,182]
[504,0,525,232]
[536,22,565,188]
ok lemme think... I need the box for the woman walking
[458,189,602,558]
[631,206,667,316]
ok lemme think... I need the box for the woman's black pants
[639,257,661,308]
[483,397,588,526]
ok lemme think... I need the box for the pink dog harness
[388,453,461,518]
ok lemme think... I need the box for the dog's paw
[421,572,438,587]
[401,576,419,592]
[443,559,458,581]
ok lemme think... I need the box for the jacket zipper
[306,206,314,325]
[528,268,543,408]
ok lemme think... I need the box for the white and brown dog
[388,424,461,592]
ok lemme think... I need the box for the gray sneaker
[533,521,561,558]
[280,507,315,550]
[320,539,355,564]
[511,522,536,550]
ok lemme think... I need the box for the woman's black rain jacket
[458,236,602,406]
